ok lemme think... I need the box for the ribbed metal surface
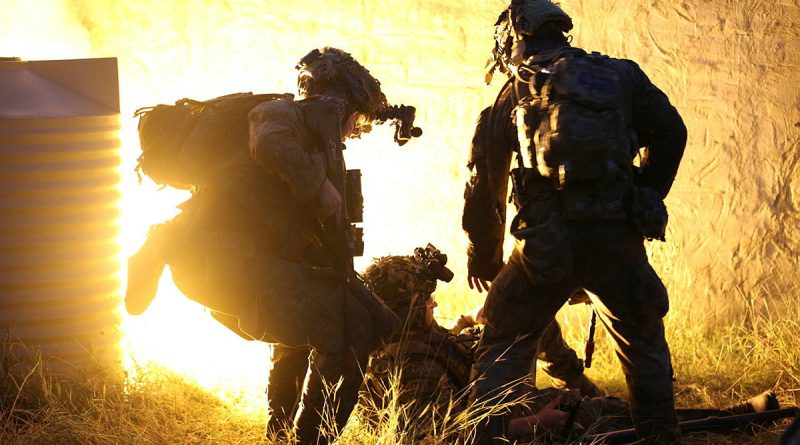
[0,58,122,374]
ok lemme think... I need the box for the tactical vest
[368,325,475,392]
[514,51,636,220]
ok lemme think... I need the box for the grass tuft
[2,284,798,444]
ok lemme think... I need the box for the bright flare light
[1,0,498,409]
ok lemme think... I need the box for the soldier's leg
[470,251,577,444]
[266,344,311,435]
[587,259,680,444]
[574,394,631,433]
[292,283,375,445]
[536,320,608,397]
[294,346,369,445]
[537,320,582,380]
[213,255,392,444]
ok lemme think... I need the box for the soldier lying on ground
[361,247,781,442]
[264,244,604,436]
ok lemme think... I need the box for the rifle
[309,98,421,348]
[310,98,422,275]
[310,97,360,275]
[580,407,800,444]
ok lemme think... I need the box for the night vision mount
[376,104,423,146]
[414,243,455,283]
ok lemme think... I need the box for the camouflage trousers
[264,317,584,435]
[168,227,399,445]
[470,221,680,445]
[266,344,311,434]
[531,388,630,434]
[537,320,584,385]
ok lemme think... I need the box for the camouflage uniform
[264,290,589,430]
[266,344,311,432]
[361,254,629,439]
[158,48,401,445]
[463,2,687,444]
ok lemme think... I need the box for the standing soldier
[266,244,604,438]
[125,47,402,445]
[362,245,621,441]
[463,1,687,444]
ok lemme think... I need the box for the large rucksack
[134,92,289,190]
[515,51,634,220]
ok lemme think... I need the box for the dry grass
[0,341,266,445]
[2,285,798,444]
[548,270,800,444]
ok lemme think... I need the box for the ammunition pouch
[509,167,526,209]
[561,179,630,221]
[345,169,363,223]
[346,169,365,256]
[630,187,668,241]
[510,197,573,284]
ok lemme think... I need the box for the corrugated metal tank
[0,57,122,375]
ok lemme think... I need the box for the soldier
[125,47,401,445]
[363,248,779,443]
[361,249,625,440]
[463,1,687,444]
[265,243,603,437]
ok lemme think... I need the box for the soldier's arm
[462,107,508,282]
[248,99,327,204]
[507,395,569,439]
[627,61,688,198]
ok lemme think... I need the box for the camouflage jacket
[188,96,330,259]
[462,47,687,280]
[365,322,478,423]
[362,320,621,436]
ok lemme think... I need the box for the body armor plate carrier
[515,52,635,220]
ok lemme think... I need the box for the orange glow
[3,0,799,412]
[0,0,500,406]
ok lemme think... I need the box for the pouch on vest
[561,177,629,221]
[510,200,572,284]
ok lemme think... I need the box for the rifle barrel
[582,407,800,444]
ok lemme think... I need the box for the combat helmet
[486,0,573,82]
[296,47,387,120]
[363,244,454,332]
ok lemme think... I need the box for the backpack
[516,51,635,220]
[134,92,289,190]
